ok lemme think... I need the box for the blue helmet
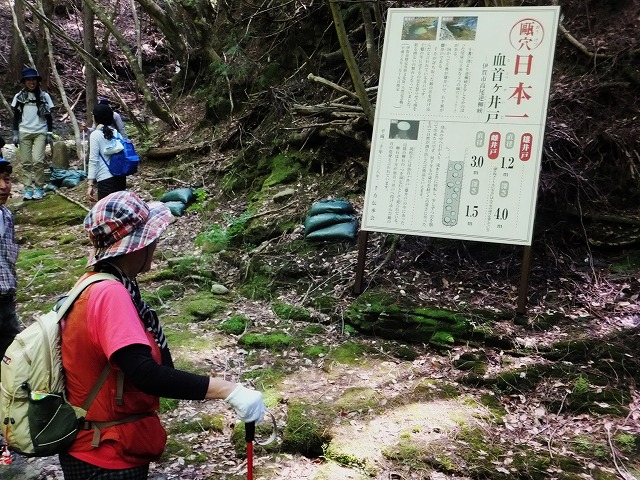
[21,67,41,82]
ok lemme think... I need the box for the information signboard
[362,7,560,245]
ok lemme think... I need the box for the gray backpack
[0,273,132,456]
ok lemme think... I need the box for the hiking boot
[23,188,33,200]
[32,188,45,200]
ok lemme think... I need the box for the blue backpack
[99,130,139,176]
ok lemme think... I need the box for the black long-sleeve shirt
[111,344,209,400]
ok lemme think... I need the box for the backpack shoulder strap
[55,273,117,319]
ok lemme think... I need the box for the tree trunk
[23,1,147,135]
[84,0,179,129]
[83,2,97,119]
[327,0,375,125]
[9,0,30,83]
[134,0,189,65]
[35,0,53,88]
[360,1,380,79]
[131,0,142,71]
[37,0,82,162]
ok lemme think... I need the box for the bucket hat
[21,67,41,82]
[84,191,174,266]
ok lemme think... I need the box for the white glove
[225,384,266,423]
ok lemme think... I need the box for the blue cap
[98,97,110,105]
[21,67,41,82]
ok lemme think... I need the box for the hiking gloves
[12,131,19,147]
[225,384,266,423]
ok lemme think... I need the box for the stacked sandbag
[304,199,358,242]
[159,188,196,217]
[46,167,87,190]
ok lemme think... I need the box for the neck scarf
[95,262,173,367]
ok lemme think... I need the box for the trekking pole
[82,130,87,172]
[245,421,255,480]
[244,411,277,480]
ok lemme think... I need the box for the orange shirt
[61,274,166,468]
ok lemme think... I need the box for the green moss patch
[280,399,334,457]
[12,193,87,226]
[272,302,312,321]
[238,273,274,300]
[167,413,224,435]
[159,397,180,413]
[217,315,249,334]
[239,332,295,350]
[325,341,374,365]
[181,292,227,321]
[345,289,479,346]
[261,152,305,188]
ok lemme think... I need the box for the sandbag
[308,199,355,216]
[160,188,195,205]
[48,168,87,188]
[304,213,355,236]
[305,220,358,242]
[163,201,187,217]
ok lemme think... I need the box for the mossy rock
[309,294,338,313]
[453,351,489,375]
[238,332,295,350]
[325,341,374,365]
[272,302,312,321]
[547,383,630,416]
[345,289,478,345]
[543,337,640,381]
[16,247,89,316]
[167,413,224,435]
[280,399,333,457]
[181,292,227,321]
[230,420,280,457]
[217,315,249,335]
[150,255,215,282]
[238,273,275,300]
[379,342,419,361]
[461,364,547,393]
[423,426,589,479]
[322,440,375,475]
[260,152,306,188]
[12,193,87,227]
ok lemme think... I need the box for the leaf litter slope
[7,147,640,480]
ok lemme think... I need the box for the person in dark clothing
[0,157,20,373]
[60,191,265,479]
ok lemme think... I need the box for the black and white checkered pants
[59,452,149,479]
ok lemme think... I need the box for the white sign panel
[362,7,560,245]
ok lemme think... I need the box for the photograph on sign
[362,7,560,246]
